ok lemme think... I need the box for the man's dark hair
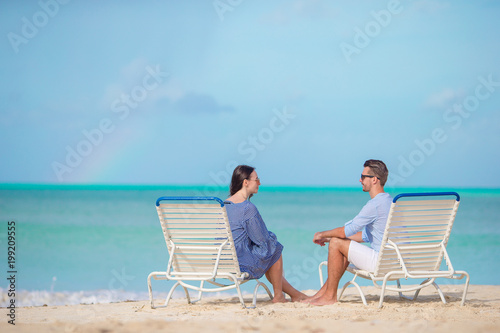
[364,159,389,186]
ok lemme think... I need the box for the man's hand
[313,227,347,246]
[313,231,330,246]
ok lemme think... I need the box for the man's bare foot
[308,296,337,306]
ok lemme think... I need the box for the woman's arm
[242,205,274,247]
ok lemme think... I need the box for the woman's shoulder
[243,201,261,221]
[225,200,259,218]
[225,199,256,207]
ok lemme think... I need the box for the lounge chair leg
[379,275,394,308]
[411,278,431,301]
[395,280,412,301]
[454,270,470,306]
[340,277,367,305]
[147,273,155,308]
[192,280,204,303]
[379,284,386,308]
[261,282,273,301]
[318,261,327,286]
[250,281,273,308]
[164,281,191,307]
[353,282,367,306]
[181,283,193,305]
[338,281,350,301]
[446,271,470,306]
[234,282,247,309]
[431,281,446,304]
[397,280,404,300]
[165,281,180,307]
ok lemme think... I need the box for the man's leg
[309,237,351,306]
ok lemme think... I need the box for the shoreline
[1,285,499,332]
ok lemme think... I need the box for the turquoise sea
[1,185,499,306]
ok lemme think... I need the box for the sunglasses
[247,178,260,182]
[361,174,378,180]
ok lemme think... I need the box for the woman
[224,165,306,303]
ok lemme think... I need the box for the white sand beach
[1,285,499,333]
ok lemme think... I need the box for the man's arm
[344,200,377,241]
[313,226,347,246]
[347,231,363,243]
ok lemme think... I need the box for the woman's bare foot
[301,296,318,304]
[300,290,324,303]
[290,292,308,302]
[271,292,288,303]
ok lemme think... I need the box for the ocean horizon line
[1,182,500,193]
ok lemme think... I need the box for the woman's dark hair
[229,165,255,196]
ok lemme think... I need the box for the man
[305,159,392,306]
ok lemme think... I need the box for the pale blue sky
[1,0,499,187]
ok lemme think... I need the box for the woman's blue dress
[224,200,283,279]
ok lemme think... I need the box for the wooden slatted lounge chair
[148,196,272,309]
[319,192,470,308]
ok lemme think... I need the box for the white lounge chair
[319,192,470,308]
[148,196,272,309]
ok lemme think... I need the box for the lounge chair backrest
[374,192,460,277]
[155,197,242,279]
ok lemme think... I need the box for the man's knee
[329,238,350,255]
